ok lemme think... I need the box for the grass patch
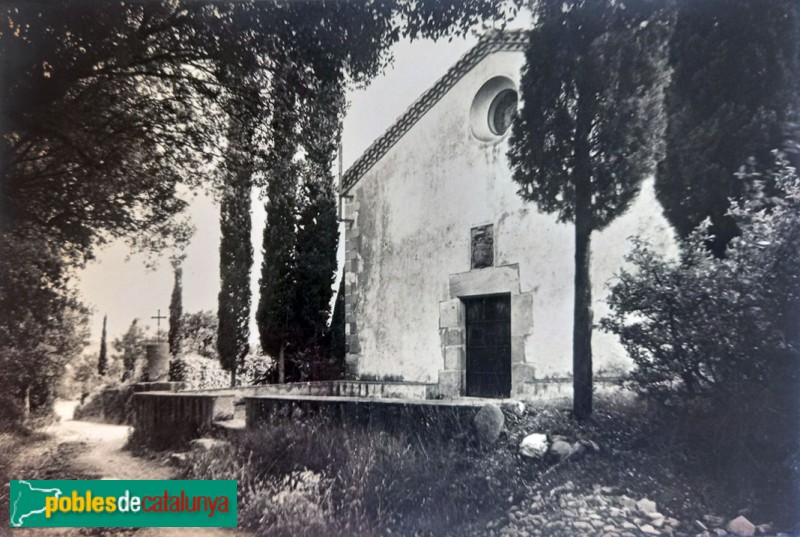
[176,393,798,535]
[180,412,528,536]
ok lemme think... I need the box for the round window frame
[469,76,518,143]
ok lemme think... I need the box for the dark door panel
[464,294,511,398]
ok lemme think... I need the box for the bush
[601,153,800,526]
[168,353,229,390]
[73,382,135,424]
[239,352,272,386]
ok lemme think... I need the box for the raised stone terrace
[131,378,620,449]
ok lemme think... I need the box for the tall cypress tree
[508,0,670,420]
[291,82,344,379]
[168,264,183,357]
[656,0,800,256]
[257,67,301,384]
[98,314,108,376]
[217,115,255,387]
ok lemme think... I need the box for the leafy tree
[601,154,800,522]
[507,0,671,419]
[604,154,800,400]
[181,311,218,360]
[0,231,90,417]
[115,319,148,382]
[98,315,108,376]
[656,0,800,256]
[168,264,183,357]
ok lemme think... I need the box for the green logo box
[9,480,237,528]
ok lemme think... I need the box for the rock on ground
[548,439,573,460]
[473,403,505,445]
[636,497,658,515]
[727,515,756,537]
[519,433,548,459]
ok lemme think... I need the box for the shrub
[168,353,229,390]
[601,153,800,525]
[73,382,135,424]
[239,352,272,386]
[602,153,800,399]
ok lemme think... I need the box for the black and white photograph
[1,0,798,535]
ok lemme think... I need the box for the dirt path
[46,401,170,481]
[10,401,251,537]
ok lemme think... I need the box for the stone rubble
[518,432,601,462]
[473,482,784,537]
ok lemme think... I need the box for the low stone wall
[518,377,623,401]
[245,394,518,437]
[132,381,185,393]
[131,392,235,449]
[186,380,438,404]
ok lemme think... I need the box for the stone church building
[339,31,675,399]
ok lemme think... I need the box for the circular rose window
[488,89,518,135]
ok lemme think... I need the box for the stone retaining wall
[131,392,235,449]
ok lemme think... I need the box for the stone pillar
[145,342,170,382]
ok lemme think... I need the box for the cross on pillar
[151,308,167,343]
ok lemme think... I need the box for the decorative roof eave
[340,29,530,194]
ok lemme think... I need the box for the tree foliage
[508,0,671,419]
[217,101,255,385]
[602,155,800,523]
[256,65,301,383]
[603,154,800,401]
[256,76,345,383]
[289,82,345,380]
[0,231,90,416]
[655,0,800,256]
[169,265,184,357]
[115,319,148,382]
[181,311,218,360]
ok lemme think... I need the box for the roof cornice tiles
[341,29,530,194]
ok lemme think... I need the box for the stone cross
[151,308,167,343]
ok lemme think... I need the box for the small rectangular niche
[471,224,494,269]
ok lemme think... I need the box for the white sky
[76,34,489,347]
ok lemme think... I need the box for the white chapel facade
[340,31,675,399]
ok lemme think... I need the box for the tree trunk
[278,341,285,384]
[573,216,593,421]
[573,76,594,421]
[230,367,236,388]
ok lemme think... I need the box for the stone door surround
[438,263,535,398]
